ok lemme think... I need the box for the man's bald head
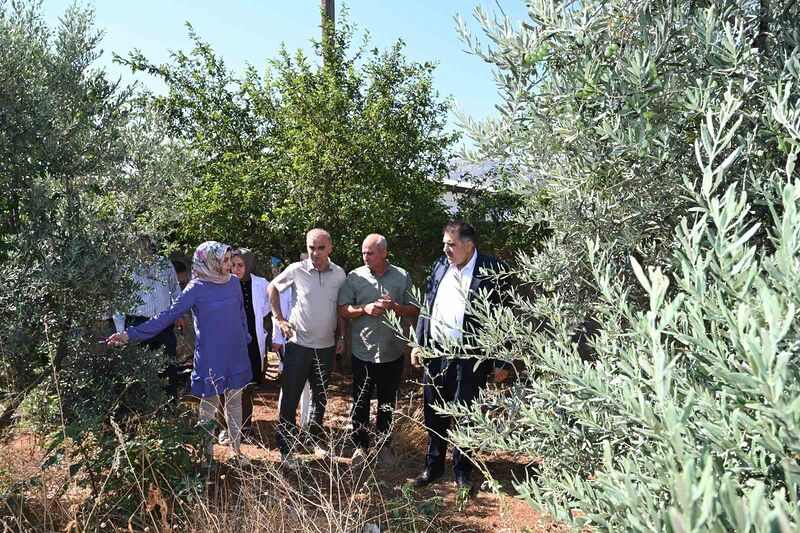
[362,233,388,250]
[307,228,332,245]
[361,233,389,273]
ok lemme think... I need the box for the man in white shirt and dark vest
[411,220,511,491]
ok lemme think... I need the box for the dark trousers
[351,355,403,451]
[276,342,335,454]
[126,315,179,399]
[423,355,490,480]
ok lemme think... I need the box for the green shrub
[68,408,203,528]
[18,386,59,437]
[433,1,800,529]
[0,1,189,428]
[438,63,800,533]
[386,482,446,532]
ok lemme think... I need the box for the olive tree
[455,0,798,313]
[421,1,800,530]
[0,1,191,428]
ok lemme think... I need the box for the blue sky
[42,1,530,142]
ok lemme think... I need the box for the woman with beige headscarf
[107,241,252,467]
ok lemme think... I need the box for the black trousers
[126,315,179,399]
[423,355,490,480]
[276,342,335,454]
[351,355,403,450]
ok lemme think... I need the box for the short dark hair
[443,220,478,245]
[171,260,188,274]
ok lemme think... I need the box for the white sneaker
[218,430,231,446]
[351,448,367,467]
[313,444,330,459]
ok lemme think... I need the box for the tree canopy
[456,0,799,314]
[119,12,457,273]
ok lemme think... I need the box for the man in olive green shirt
[338,234,419,466]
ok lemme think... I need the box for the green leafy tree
[0,2,190,427]
[444,90,800,530]
[456,0,798,313]
[0,4,201,524]
[120,10,457,273]
[417,1,800,530]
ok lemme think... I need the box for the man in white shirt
[116,239,183,398]
[411,220,510,491]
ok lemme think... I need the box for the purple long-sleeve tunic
[127,276,252,397]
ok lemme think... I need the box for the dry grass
[1,395,446,532]
[1,365,549,532]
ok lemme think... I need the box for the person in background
[172,260,191,289]
[272,255,311,428]
[107,241,252,467]
[115,237,183,399]
[411,221,511,492]
[270,256,293,375]
[269,256,284,280]
[268,229,346,466]
[230,248,270,435]
[338,234,419,467]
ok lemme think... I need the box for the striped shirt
[127,258,182,318]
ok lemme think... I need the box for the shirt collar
[368,261,391,278]
[449,249,478,276]
[303,257,332,273]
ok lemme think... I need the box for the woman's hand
[106,332,129,347]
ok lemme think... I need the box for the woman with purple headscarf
[107,241,252,466]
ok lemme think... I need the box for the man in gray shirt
[269,228,346,465]
[338,234,419,466]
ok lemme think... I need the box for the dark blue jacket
[415,251,509,369]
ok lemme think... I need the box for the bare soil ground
[0,358,560,532]
[229,358,558,532]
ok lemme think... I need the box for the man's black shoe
[413,469,443,487]
[455,476,474,492]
